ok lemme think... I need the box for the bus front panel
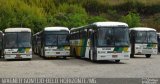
[134,44,157,55]
[4,48,32,59]
[4,32,32,59]
[44,46,70,57]
[96,47,130,60]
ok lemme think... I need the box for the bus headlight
[65,47,70,50]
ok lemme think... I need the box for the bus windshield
[5,33,17,48]
[18,33,31,47]
[5,32,31,48]
[135,31,147,43]
[135,31,157,43]
[148,31,157,43]
[45,34,57,46]
[45,31,69,46]
[58,35,69,45]
[97,27,129,46]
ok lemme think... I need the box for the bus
[129,27,157,58]
[157,33,160,52]
[36,27,70,58]
[70,22,130,62]
[4,28,32,60]
[0,31,3,57]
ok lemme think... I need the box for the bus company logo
[142,78,159,84]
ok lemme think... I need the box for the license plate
[15,55,22,58]
[112,55,118,58]
[56,52,60,54]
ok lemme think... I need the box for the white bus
[36,27,70,58]
[4,28,32,60]
[129,27,158,58]
[70,22,130,62]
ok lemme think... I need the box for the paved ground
[0,54,159,78]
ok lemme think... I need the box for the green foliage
[52,4,88,28]
[120,12,141,28]
[0,0,47,33]
[87,16,106,24]
[0,0,160,32]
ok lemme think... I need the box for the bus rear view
[4,28,32,60]
[130,27,158,58]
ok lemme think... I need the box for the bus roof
[130,27,156,31]
[44,27,69,31]
[70,26,85,31]
[70,22,128,31]
[92,22,128,27]
[5,28,31,32]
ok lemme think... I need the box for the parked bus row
[0,21,159,62]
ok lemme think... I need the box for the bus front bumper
[44,51,70,57]
[96,54,130,60]
[4,54,32,59]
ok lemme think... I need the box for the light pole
[20,15,29,27]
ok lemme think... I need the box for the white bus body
[4,28,32,60]
[130,27,157,58]
[70,22,130,62]
[36,27,70,58]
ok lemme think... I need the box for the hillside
[0,0,160,33]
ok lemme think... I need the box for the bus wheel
[145,54,151,58]
[89,51,91,61]
[115,60,120,63]
[73,49,77,57]
[130,54,134,58]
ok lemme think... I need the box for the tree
[120,12,140,28]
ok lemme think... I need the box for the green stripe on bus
[80,38,87,57]
[147,44,156,48]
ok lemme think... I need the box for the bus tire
[89,51,91,60]
[89,50,94,61]
[73,49,77,57]
[115,60,120,63]
[130,54,134,58]
[145,54,151,58]
[89,51,96,62]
